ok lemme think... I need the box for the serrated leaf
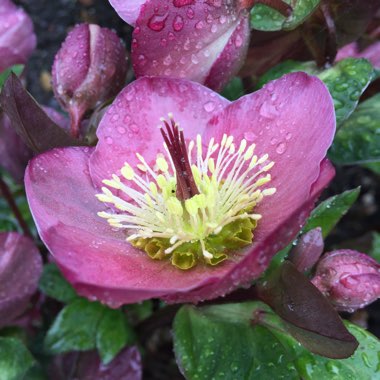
[0,65,23,88]
[0,337,35,380]
[329,93,380,165]
[303,188,360,238]
[173,302,380,380]
[96,309,135,365]
[221,77,244,101]
[44,299,105,354]
[0,74,81,154]
[319,58,374,125]
[251,0,320,32]
[38,264,77,303]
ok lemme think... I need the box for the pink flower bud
[52,24,128,137]
[0,0,36,72]
[111,0,250,91]
[312,249,380,312]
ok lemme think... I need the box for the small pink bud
[52,24,128,137]
[0,0,36,72]
[288,227,324,272]
[312,249,380,312]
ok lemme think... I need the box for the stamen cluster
[96,115,276,269]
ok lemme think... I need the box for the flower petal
[204,72,335,243]
[164,159,334,303]
[131,0,249,90]
[336,41,380,69]
[25,146,234,306]
[0,232,42,328]
[89,77,229,188]
[109,0,147,27]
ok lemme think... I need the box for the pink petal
[336,41,380,69]
[89,77,229,189]
[131,0,250,90]
[0,232,42,328]
[164,159,334,303]
[109,0,147,27]
[204,72,335,244]
[25,147,234,307]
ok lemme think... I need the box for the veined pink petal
[109,0,147,27]
[131,0,250,90]
[25,147,233,307]
[89,77,229,189]
[203,72,335,244]
[0,232,42,328]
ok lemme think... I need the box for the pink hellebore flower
[110,0,251,91]
[52,24,128,137]
[0,0,36,72]
[0,232,42,328]
[26,73,335,307]
[312,249,380,312]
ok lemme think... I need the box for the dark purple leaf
[0,73,82,153]
[257,260,358,358]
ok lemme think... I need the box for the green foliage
[0,65,23,88]
[0,337,35,380]
[173,303,380,380]
[303,188,360,238]
[39,264,77,303]
[250,0,320,31]
[44,298,135,364]
[221,77,245,101]
[329,94,380,165]
[257,58,374,126]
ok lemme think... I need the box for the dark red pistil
[160,117,199,201]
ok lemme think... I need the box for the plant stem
[0,173,32,238]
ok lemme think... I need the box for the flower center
[96,114,276,270]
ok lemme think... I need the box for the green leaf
[44,298,134,363]
[329,93,380,165]
[303,188,360,238]
[0,337,35,380]
[362,162,380,175]
[369,232,380,263]
[257,58,374,126]
[221,77,245,101]
[44,298,105,354]
[257,60,319,88]
[173,303,380,380]
[251,0,320,31]
[96,309,135,365]
[318,58,374,125]
[0,65,23,88]
[39,264,77,303]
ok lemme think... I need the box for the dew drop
[105,136,113,145]
[276,142,286,154]
[173,15,184,31]
[148,13,168,32]
[204,101,215,112]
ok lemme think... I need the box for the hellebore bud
[52,24,128,137]
[0,0,36,72]
[110,0,251,91]
[288,227,324,272]
[312,249,380,312]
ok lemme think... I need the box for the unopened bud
[52,24,128,137]
[0,0,36,72]
[312,249,380,312]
